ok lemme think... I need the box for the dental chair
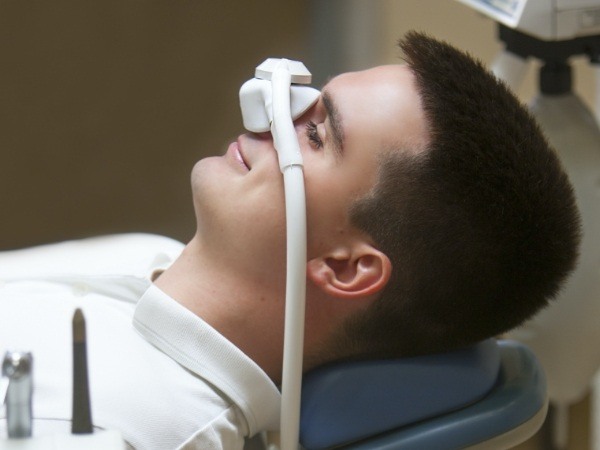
[299,339,547,450]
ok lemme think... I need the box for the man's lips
[227,140,250,171]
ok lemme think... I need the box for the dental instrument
[2,351,33,438]
[1,315,125,450]
[240,59,319,450]
[456,1,600,447]
[72,309,93,435]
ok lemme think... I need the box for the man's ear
[307,243,392,299]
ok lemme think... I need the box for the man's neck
[153,235,286,383]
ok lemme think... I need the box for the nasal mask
[238,59,319,450]
[239,58,320,169]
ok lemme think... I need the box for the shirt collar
[132,284,281,434]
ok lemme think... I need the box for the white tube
[271,62,304,171]
[279,167,307,450]
[270,60,307,450]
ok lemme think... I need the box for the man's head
[189,54,427,374]
[189,31,580,376]
[327,31,581,361]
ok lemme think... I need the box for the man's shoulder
[0,233,185,278]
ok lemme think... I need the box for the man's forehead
[319,63,427,158]
[319,64,414,118]
[321,63,409,90]
[319,65,414,125]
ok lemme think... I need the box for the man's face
[190,64,427,290]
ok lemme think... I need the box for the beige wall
[2,1,596,250]
[0,1,310,250]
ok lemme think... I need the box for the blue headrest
[300,339,501,450]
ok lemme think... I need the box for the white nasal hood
[239,59,320,133]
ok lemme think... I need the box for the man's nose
[249,120,303,143]
[252,131,272,140]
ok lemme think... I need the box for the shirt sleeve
[176,406,247,450]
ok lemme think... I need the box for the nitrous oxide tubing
[270,60,307,450]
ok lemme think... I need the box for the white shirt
[0,234,281,449]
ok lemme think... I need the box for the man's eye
[306,121,323,149]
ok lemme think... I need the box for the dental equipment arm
[240,59,319,450]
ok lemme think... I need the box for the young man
[0,32,580,449]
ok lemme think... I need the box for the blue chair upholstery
[300,340,546,450]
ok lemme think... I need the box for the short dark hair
[337,31,581,359]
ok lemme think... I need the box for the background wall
[0,0,310,249]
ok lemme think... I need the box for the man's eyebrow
[322,90,344,155]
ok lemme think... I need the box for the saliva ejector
[239,59,320,450]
